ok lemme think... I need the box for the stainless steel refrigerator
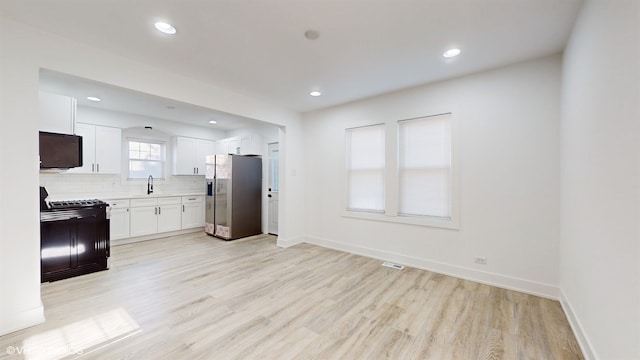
[205,154,262,240]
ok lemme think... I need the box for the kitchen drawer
[182,195,203,204]
[131,198,158,207]
[158,196,181,205]
[105,199,130,209]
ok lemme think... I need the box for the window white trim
[126,138,166,180]
[342,210,460,229]
[342,112,460,230]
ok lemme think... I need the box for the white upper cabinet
[172,136,214,175]
[38,91,76,134]
[215,139,229,155]
[195,139,214,172]
[173,136,196,175]
[94,126,122,173]
[215,134,262,156]
[67,123,121,174]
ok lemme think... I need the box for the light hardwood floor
[0,233,583,359]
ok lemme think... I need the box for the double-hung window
[128,139,165,179]
[344,113,456,229]
[398,114,452,220]
[345,124,385,213]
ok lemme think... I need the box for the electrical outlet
[474,256,487,265]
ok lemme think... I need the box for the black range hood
[39,131,83,169]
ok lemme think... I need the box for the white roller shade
[346,124,385,212]
[398,114,452,218]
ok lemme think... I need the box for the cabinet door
[173,137,196,175]
[76,214,101,267]
[195,139,214,174]
[110,208,130,240]
[38,91,75,134]
[157,204,181,232]
[228,139,241,155]
[240,136,252,155]
[95,126,121,174]
[215,140,228,155]
[66,123,96,174]
[130,206,158,237]
[182,200,204,229]
[241,135,263,155]
[40,220,73,274]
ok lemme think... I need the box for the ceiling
[0,0,583,114]
[38,69,265,131]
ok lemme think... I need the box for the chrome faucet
[147,175,154,194]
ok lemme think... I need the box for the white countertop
[46,192,206,202]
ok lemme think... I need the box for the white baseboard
[559,290,597,360]
[304,235,559,300]
[0,305,45,336]
[276,236,304,248]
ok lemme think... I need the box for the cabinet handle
[158,207,161,215]
[97,163,100,173]
[92,163,95,172]
[154,207,157,215]
[183,205,185,212]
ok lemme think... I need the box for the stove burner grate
[48,199,107,209]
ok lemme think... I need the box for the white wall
[560,0,640,359]
[0,16,304,336]
[302,55,562,297]
[0,19,44,335]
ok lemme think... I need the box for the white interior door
[267,142,279,235]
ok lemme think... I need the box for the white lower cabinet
[107,195,203,241]
[130,197,182,237]
[157,197,182,233]
[130,206,158,237]
[181,196,204,229]
[106,199,130,240]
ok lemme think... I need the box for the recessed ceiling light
[443,48,461,58]
[310,91,322,97]
[208,120,217,124]
[86,96,101,102]
[304,30,320,40]
[155,22,176,35]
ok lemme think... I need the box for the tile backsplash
[40,173,206,199]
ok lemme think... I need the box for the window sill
[342,211,459,230]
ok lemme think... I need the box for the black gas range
[40,186,107,211]
[47,199,108,209]
[39,187,110,282]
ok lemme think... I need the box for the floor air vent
[382,262,404,270]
